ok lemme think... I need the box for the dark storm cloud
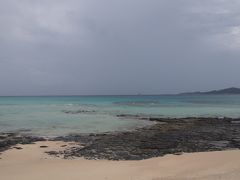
[1,0,240,95]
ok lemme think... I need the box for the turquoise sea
[0,95,240,136]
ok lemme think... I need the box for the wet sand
[0,141,240,180]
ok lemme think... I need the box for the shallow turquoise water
[0,95,240,136]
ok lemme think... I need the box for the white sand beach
[0,141,239,180]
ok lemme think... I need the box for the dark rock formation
[0,133,45,153]
[1,117,240,161]
[52,117,240,160]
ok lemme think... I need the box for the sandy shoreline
[0,141,240,180]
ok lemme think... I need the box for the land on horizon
[1,87,240,97]
[179,87,240,95]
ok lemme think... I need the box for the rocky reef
[52,117,240,160]
[1,117,240,160]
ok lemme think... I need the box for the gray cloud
[0,0,240,95]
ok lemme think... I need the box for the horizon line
[0,87,239,97]
[0,94,176,97]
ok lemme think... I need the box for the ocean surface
[0,95,240,136]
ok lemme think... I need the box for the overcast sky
[0,0,240,95]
